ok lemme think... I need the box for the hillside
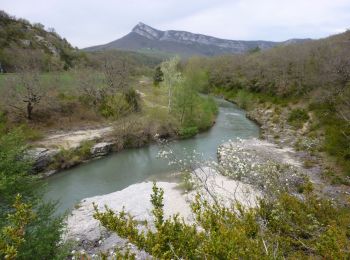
[85,22,309,56]
[0,10,81,72]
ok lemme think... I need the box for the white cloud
[1,0,350,47]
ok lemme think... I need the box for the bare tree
[1,50,46,121]
[76,69,105,107]
[3,71,44,120]
[103,57,130,94]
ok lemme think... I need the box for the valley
[0,6,349,259]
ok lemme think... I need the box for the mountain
[0,10,81,72]
[85,22,309,56]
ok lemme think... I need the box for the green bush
[99,94,132,119]
[124,88,140,112]
[0,129,69,259]
[52,141,93,169]
[94,183,350,259]
[179,126,198,138]
[288,108,309,128]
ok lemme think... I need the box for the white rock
[90,142,114,157]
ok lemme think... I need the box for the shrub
[235,90,254,109]
[0,129,69,259]
[287,108,309,128]
[52,141,93,169]
[124,88,140,112]
[179,126,198,138]
[94,183,350,259]
[99,94,132,119]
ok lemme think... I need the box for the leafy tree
[160,56,183,112]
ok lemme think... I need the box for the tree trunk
[27,102,33,120]
[168,86,172,113]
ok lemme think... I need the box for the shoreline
[220,93,350,203]
[31,118,217,178]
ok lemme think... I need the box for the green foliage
[17,202,67,260]
[94,183,350,259]
[288,108,309,128]
[124,88,140,112]
[0,129,69,259]
[94,183,200,259]
[52,140,93,169]
[17,124,43,141]
[0,195,35,260]
[0,129,37,207]
[161,56,183,112]
[99,94,132,119]
[153,66,163,87]
[235,90,254,109]
[178,171,195,191]
[179,126,198,138]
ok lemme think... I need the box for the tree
[160,56,182,112]
[0,129,68,259]
[76,69,105,108]
[103,57,130,94]
[3,71,44,120]
[153,66,163,87]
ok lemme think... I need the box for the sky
[2,0,350,48]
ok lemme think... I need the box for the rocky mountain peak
[132,22,162,40]
[86,23,310,56]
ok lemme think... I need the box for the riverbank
[29,94,217,176]
[29,119,177,176]
[219,91,350,203]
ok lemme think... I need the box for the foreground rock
[65,173,260,257]
[65,182,191,258]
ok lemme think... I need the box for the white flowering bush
[157,138,307,200]
[217,139,307,198]
[295,136,322,152]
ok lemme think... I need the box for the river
[45,98,259,214]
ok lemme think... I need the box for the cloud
[2,0,350,48]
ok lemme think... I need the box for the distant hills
[85,22,310,56]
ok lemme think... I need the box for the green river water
[45,98,259,213]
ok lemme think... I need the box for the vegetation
[182,30,350,178]
[287,108,309,128]
[160,57,217,137]
[0,10,83,72]
[1,9,349,259]
[153,65,163,87]
[94,182,350,259]
[0,129,68,259]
